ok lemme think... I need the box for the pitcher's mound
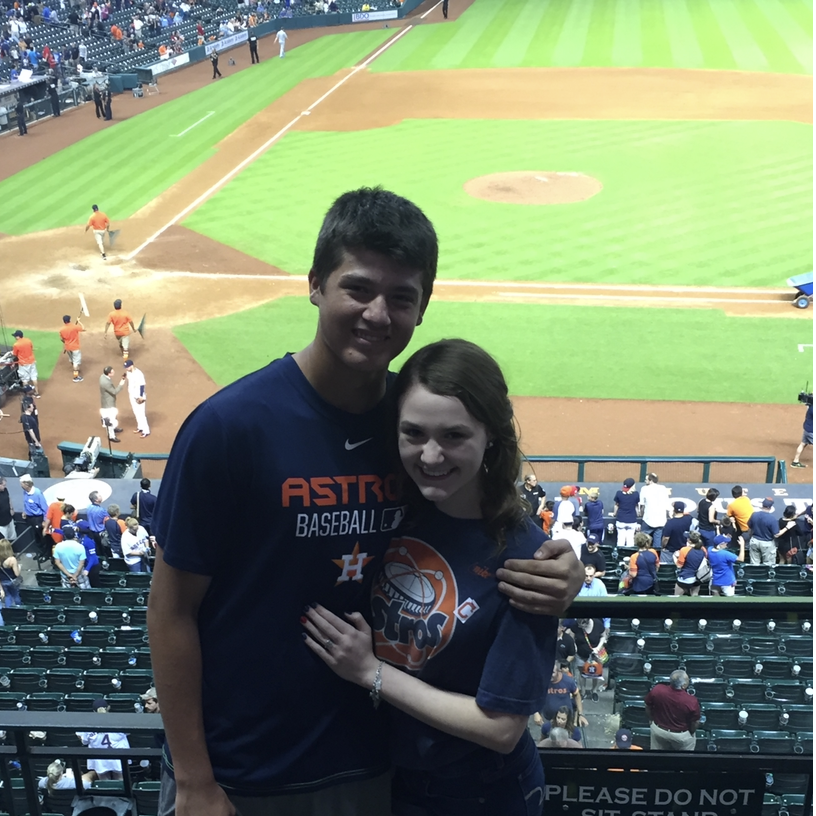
[464,172,602,205]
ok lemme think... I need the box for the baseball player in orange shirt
[11,330,39,398]
[85,204,110,259]
[104,299,136,361]
[59,314,85,382]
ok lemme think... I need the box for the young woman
[611,479,639,547]
[120,517,152,573]
[0,539,21,606]
[538,705,582,743]
[303,339,557,816]
[623,532,659,595]
[570,617,609,702]
[674,531,708,596]
[697,488,721,545]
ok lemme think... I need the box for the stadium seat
[689,678,728,703]
[0,646,31,667]
[700,703,739,730]
[28,647,66,669]
[97,571,129,588]
[607,653,644,677]
[643,654,680,677]
[667,618,699,634]
[765,682,806,705]
[744,637,779,657]
[62,607,95,627]
[20,587,48,605]
[657,578,677,595]
[106,692,142,713]
[80,589,113,607]
[36,572,61,587]
[24,692,66,711]
[762,793,781,816]
[718,656,754,679]
[700,619,736,633]
[642,634,673,654]
[81,668,120,694]
[768,621,802,636]
[772,565,809,582]
[45,668,84,693]
[630,727,651,750]
[777,581,812,597]
[780,794,806,816]
[62,693,98,712]
[63,647,101,669]
[708,635,745,656]
[766,774,809,796]
[620,701,650,729]
[9,668,47,693]
[79,627,117,648]
[741,704,783,730]
[99,648,138,671]
[128,608,148,627]
[706,729,751,753]
[48,588,84,606]
[0,692,25,710]
[673,634,709,654]
[134,780,162,816]
[750,730,795,755]
[738,565,773,581]
[783,705,812,732]
[116,627,148,649]
[135,648,152,669]
[47,625,85,649]
[791,657,812,680]
[13,625,48,647]
[124,573,152,589]
[680,656,717,677]
[737,620,773,635]
[612,677,652,712]
[31,606,65,626]
[110,588,147,607]
[727,679,768,704]
[794,732,812,754]
[779,636,812,656]
[118,668,153,694]
[754,657,794,680]
[94,606,133,627]
[745,581,777,597]
[1,607,32,626]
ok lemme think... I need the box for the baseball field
[0,0,812,480]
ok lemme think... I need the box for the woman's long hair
[0,539,13,563]
[45,760,66,793]
[392,339,528,547]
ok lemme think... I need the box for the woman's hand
[301,605,380,688]
[578,714,588,727]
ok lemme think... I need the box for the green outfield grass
[0,29,391,235]
[2,331,65,382]
[174,299,812,404]
[374,0,813,73]
[184,118,812,288]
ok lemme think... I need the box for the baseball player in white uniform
[276,28,288,57]
[123,360,150,437]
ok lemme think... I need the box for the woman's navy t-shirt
[614,490,640,523]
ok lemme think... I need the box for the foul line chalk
[127,25,413,261]
[171,111,216,138]
[420,0,443,19]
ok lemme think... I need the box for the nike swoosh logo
[345,437,373,451]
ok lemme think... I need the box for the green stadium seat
[79,627,117,648]
[780,636,812,657]
[619,701,650,729]
[744,581,777,597]
[750,730,795,755]
[643,654,679,677]
[107,692,142,713]
[28,647,66,669]
[780,794,806,816]
[641,634,672,654]
[719,656,755,679]
[727,679,767,704]
[1,607,32,626]
[63,693,98,712]
[118,668,153,694]
[81,668,121,694]
[13,625,48,647]
[96,571,128,588]
[607,632,639,653]
[607,653,644,678]
[134,780,161,816]
[115,627,148,649]
[741,704,784,730]
[630,727,651,750]
[612,677,652,712]
[689,678,728,703]
[0,692,25,710]
[25,692,66,711]
[94,606,133,627]
[761,793,781,816]
[783,705,812,732]
[765,682,806,705]
[755,657,793,680]
[47,625,85,649]
[99,647,138,670]
[110,588,147,608]
[706,729,751,753]
[63,647,102,669]
[794,732,812,754]
[673,634,709,654]
[30,606,64,626]
[62,607,95,627]
[680,656,717,676]
[46,668,84,693]
[745,637,779,657]
[700,703,739,730]
[36,572,61,587]
[9,668,47,693]
[0,646,31,667]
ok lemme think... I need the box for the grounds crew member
[104,299,137,361]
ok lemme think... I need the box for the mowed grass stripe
[755,0,813,72]
[685,0,738,69]
[581,0,617,66]
[612,0,643,66]
[520,0,573,66]
[707,0,769,71]
[640,0,673,67]
[465,2,523,68]
[427,0,506,69]
[738,0,807,72]
[663,0,706,68]
[777,0,814,37]
[174,298,812,405]
[0,30,391,234]
[552,0,595,66]
[492,0,552,68]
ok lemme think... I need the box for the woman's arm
[303,606,528,755]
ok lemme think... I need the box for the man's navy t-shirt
[614,491,639,523]
[131,490,156,526]
[662,516,693,553]
[584,499,605,530]
[749,511,779,541]
[152,355,404,795]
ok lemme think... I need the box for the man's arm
[496,539,583,615]
[147,552,235,816]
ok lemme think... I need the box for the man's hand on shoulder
[496,538,584,616]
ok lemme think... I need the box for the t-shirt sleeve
[152,401,233,575]
[475,605,557,716]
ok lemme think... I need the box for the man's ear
[307,270,320,304]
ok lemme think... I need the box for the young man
[59,314,85,382]
[12,330,39,397]
[148,188,583,816]
[638,472,671,552]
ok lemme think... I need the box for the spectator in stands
[520,473,546,529]
[43,494,67,550]
[537,726,582,749]
[708,533,744,596]
[673,531,707,596]
[578,564,607,599]
[638,473,671,552]
[571,617,608,702]
[141,686,159,713]
[580,532,606,577]
[661,501,692,564]
[86,491,109,556]
[75,520,101,587]
[726,486,752,548]
[53,526,88,588]
[38,759,96,793]
[555,620,576,670]
[537,664,587,727]
[0,539,21,606]
[791,397,813,468]
[696,487,720,546]
[583,487,604,543]
[539,499,554,535]
[104,504,126,557]
[131,478,157,535]
[121,516,152,572]
[558,515,585,559]
[78,698,131,780]
[55,503,78,545]
[623,532,658,595]
[538,705,582,743]
[645,670,700,751]
[775,505,801,564]
[612,728,642,752]
[748,498,795,565]
[19,475,47,553]
[611,478,639,547]
[0,478,15,542]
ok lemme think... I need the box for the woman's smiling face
[398,384,490,519]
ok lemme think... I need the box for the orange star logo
[332,542,374,584]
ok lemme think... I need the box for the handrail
[565,596,811,620]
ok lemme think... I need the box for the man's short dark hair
[140,478,151,490]
[92,204,99,211]
[63,315,71,323]
[113,299,122,309]
[310,187,438,302]
[732,486,744,498]
[103,366,114,375]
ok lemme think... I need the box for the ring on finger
[323,639,334,651]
